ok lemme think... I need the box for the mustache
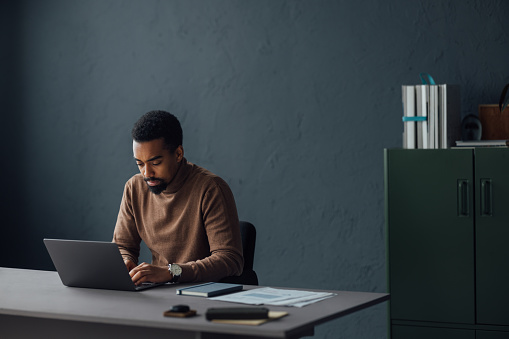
[144,177,164,182]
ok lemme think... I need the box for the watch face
[171,264,182,276]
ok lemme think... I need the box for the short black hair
[131,110,183,152]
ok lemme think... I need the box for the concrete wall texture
[1,1,508,338]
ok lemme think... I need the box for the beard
[144,177,168,195]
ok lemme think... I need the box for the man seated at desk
[113,110,243,285]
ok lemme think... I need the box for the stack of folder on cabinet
[402,77,461,149]
[455,139,509,148]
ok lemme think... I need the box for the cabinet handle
[457,179,469,217]
[480,178,493,216]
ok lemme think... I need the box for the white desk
[0,267,389,339]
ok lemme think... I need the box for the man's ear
[175,145,184,162]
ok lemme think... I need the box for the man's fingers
[131,270,151,284]
[129,262,147,276]
[132,272,147,284]
[129,263,152,284]
[128,263,170,285]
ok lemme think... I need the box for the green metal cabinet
[475,148,509,326]
[385,148,509,337]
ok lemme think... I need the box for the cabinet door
[385,149,475,324]
[475,148,509,326]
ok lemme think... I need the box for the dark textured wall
[1,0,28,266]
[2,1,508,338]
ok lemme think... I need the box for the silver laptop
[43,239,165,291]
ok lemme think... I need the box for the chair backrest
[219,221,259,285]
[239,221,256,271]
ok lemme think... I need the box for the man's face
[133,138,183,194]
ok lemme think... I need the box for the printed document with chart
[209,287,336,307]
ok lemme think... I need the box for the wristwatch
[168,264,182,283]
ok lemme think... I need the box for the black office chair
[220,221,259,285]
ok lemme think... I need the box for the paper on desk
[209,287,336,307]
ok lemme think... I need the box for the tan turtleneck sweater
[113,158,243,283]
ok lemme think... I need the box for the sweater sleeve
[178,178,244,282]
[112,179,141,264]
